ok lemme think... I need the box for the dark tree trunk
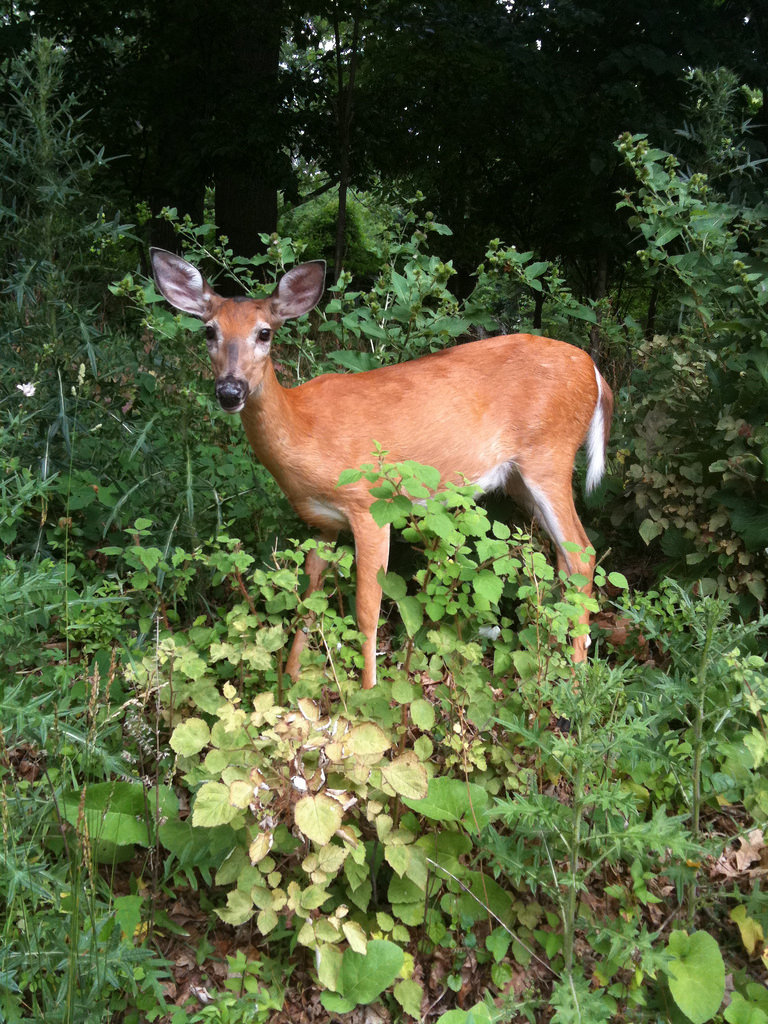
[213,0,284,259]
[216,173,278,259]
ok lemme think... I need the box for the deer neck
[238,357,301,478]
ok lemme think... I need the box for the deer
[150,249,613,690]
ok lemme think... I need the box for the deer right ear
[150,248,216,319]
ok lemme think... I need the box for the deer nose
[215,377,248,412]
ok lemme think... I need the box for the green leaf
[394,978,424,1018]
[486,926,512,963]
[607,571,629,589]
[435,1004,493,1024]
[60,782,177,851]
[639,518,664,544]
[337,939,404,1005]
[170,717,211,756]
[524,261,549,280]
[380,570,407,601]
[338,467,365,486]
[398,594,424,637]
[136,546,162,570]
[113,894,143,941]
[294,794,344,844]
[410,698,435,731]
[473,569,503,605]
[345,722,391,759]
[666,930,725,1024]
[380,751,429,800]
[724,991,768,1024]
[215,887,255,927]
[403,776,490,833]
[192,782,242,828]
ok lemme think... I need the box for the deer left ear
[271,260,326,321]
[150,248,218,319]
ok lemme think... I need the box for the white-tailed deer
[150,249,613,689]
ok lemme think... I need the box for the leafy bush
[278,190,387,280]
[616,99,768,612]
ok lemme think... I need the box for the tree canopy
[2,0,765,288]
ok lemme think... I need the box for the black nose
[215,377,248,411]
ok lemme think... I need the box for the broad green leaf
[380,752,429,800]
[453,870,513,924]
[337,467,365,486]
[170,717,211,756]
[294,794,343,844]
[486,926,512,963]
[403,776,490,833]
[385,843,411,877]
[473,569,503,605]
[175,646,208,680]
[321,993,355,1015]
[379,570,407,601]
[60,782,176,850]
[398,594,424,637]
[257,907,279,935]
[724,991,768,1024]
[229,779,254,809]
[337,939,404,1005]
[136,546,162,570]
[524,260,549,280]
[317,942,344,992]
[639,518,664,544]
[436,1005,493,1024]
[192,782,242,827]
[391,676,420,704]
[113,894,143,941]
[215,887,255,926]
[666,930,725,1024]
[345,722,391,759]
[394,978,424,1019]
[410,698,435,731]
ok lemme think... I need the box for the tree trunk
[216,173,278,260]
[213,0,284,259]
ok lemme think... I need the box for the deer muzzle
[215,377,249,413]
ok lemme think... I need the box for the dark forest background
[2,4,768,1024]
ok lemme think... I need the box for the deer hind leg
[504,467,594,662]
[285,531,338,681]
[349,515,391,690]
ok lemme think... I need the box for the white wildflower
[17,382,36,398]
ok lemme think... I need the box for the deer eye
[204,324,217,344]
[257,328,272,342]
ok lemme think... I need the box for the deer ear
[150,248,217,318]
[270,260,326,321]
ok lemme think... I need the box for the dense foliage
[1,32,767,1024]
